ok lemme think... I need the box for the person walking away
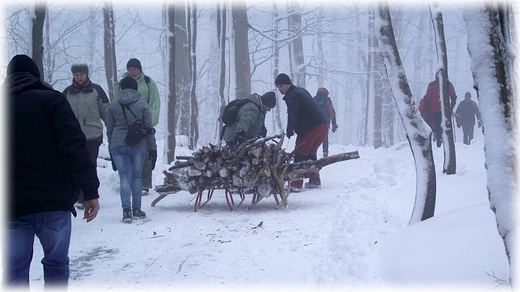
[313,87,338,158]
[275,73,328,192]
[422,71,457,147]
[108,76,157,223]
[3,54,100,289]
[222,91,277,146]
[418,95,437,138]
[455,91,482,145]
[63,63,109,209]
[115,58,160,196]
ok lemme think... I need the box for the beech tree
[376,3,437,222]
[103,2,117,101]
[32,1,46,79]
[166,3,177,163]
[464,2,516,281]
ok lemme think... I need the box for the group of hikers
[418,71,482,146]
[4,52,481,289]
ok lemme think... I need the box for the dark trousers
[462,124,475,145]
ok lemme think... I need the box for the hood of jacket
[117,88,142,105]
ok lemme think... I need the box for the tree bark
[32,1,46,80]
[232,1,251,99]
[103,3,117,101]
[376,3,436,223]
[166,3,177,163]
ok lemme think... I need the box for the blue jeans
[111,145,146,210]
[3,211,71,288]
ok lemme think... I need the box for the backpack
[314,95,330,121]
[220,99,252,126]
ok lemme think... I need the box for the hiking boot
[132,207,147,219]
[122,208,132,223]
[289,186,303,193]
[304,182,321,189]
[323,152,328,158]
[142,189,149,196]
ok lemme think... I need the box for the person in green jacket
[222,91,276,146]
[115,58,161,196]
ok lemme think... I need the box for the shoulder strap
[120,103,140,125]
[144,76,150,89]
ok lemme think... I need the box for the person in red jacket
[275,73,328,192]
[419,71,457,147]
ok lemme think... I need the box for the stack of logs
[154,133,360,208]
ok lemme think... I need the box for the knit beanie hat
[261,91,276,108]
[120,76,138,91]
[316,87,329,96]
[275,73,292,86]
[71,63,89,75]
[7,54,41,79]
[126,58,142,71]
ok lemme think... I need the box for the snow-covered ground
[25,133,510,291]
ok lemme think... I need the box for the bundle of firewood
[153,133,359,208]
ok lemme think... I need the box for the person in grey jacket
[63,63,109,209]
[106,77,157,223]
[222,91,276,146]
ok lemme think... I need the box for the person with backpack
[275,73,328,192]
[115,58,160,196]
[222,91,277,146]
[313,87,338,158]
[454,91,482,145]
[420,71,457,147]
[107,77,157,223]
[62,63,110,209]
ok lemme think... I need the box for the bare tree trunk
[103,3,117,101]
[189,1,199,149]
[217,0,227,142]
[287,2,305,87]
[271,2,283,133]
[232,1,251,99]
[175,0,192,139]
[376,3,436,223]
[32,1,46,80]
[430,2,456,174]
[166,3,177,163]
[465,2,515,282]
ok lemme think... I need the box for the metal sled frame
[193,187,246,212]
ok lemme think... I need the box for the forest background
[2,0,481,160]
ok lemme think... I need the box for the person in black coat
[3,54,100,288]
[275,73,328,192]
[455,91,482,145]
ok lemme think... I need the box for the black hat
[126,58,142,71]
[71,63,89,75]
[275,73,291,86]
[7,54,41,79]
[120,76,138,91]
[261,91,276,108]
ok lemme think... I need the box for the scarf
[72,76,91,91]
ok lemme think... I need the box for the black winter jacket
[6,70,100,219]
[283,85,327,136]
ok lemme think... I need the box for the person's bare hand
[83,199,100,222]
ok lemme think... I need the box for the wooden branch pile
[153,133,360,209]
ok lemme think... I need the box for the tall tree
[188,1,199,149]
[166,3,177,163]
[430,2,456,174]
[286,2,305,87]
[464,2,516,281]
[217,0,227,142]
[376,3,436,223]
[232,1,251,99]
[103,2,117,101]
[32,1,46,79]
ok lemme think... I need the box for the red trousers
[291,123,328,188]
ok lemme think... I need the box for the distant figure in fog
[455,91,482,145]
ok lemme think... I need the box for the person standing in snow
[222,91,277,146]
[419,71,457,147]
[115,58,160,196]
[3,54,100,288]
[107,77,157,223]
[275,73,328,192]
[313,87,338,158]
[455,91,482,145]
[62,63,109,209]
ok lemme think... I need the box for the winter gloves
[234,129,246,145]
[332,124,338,133]
[149,150,157,170]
